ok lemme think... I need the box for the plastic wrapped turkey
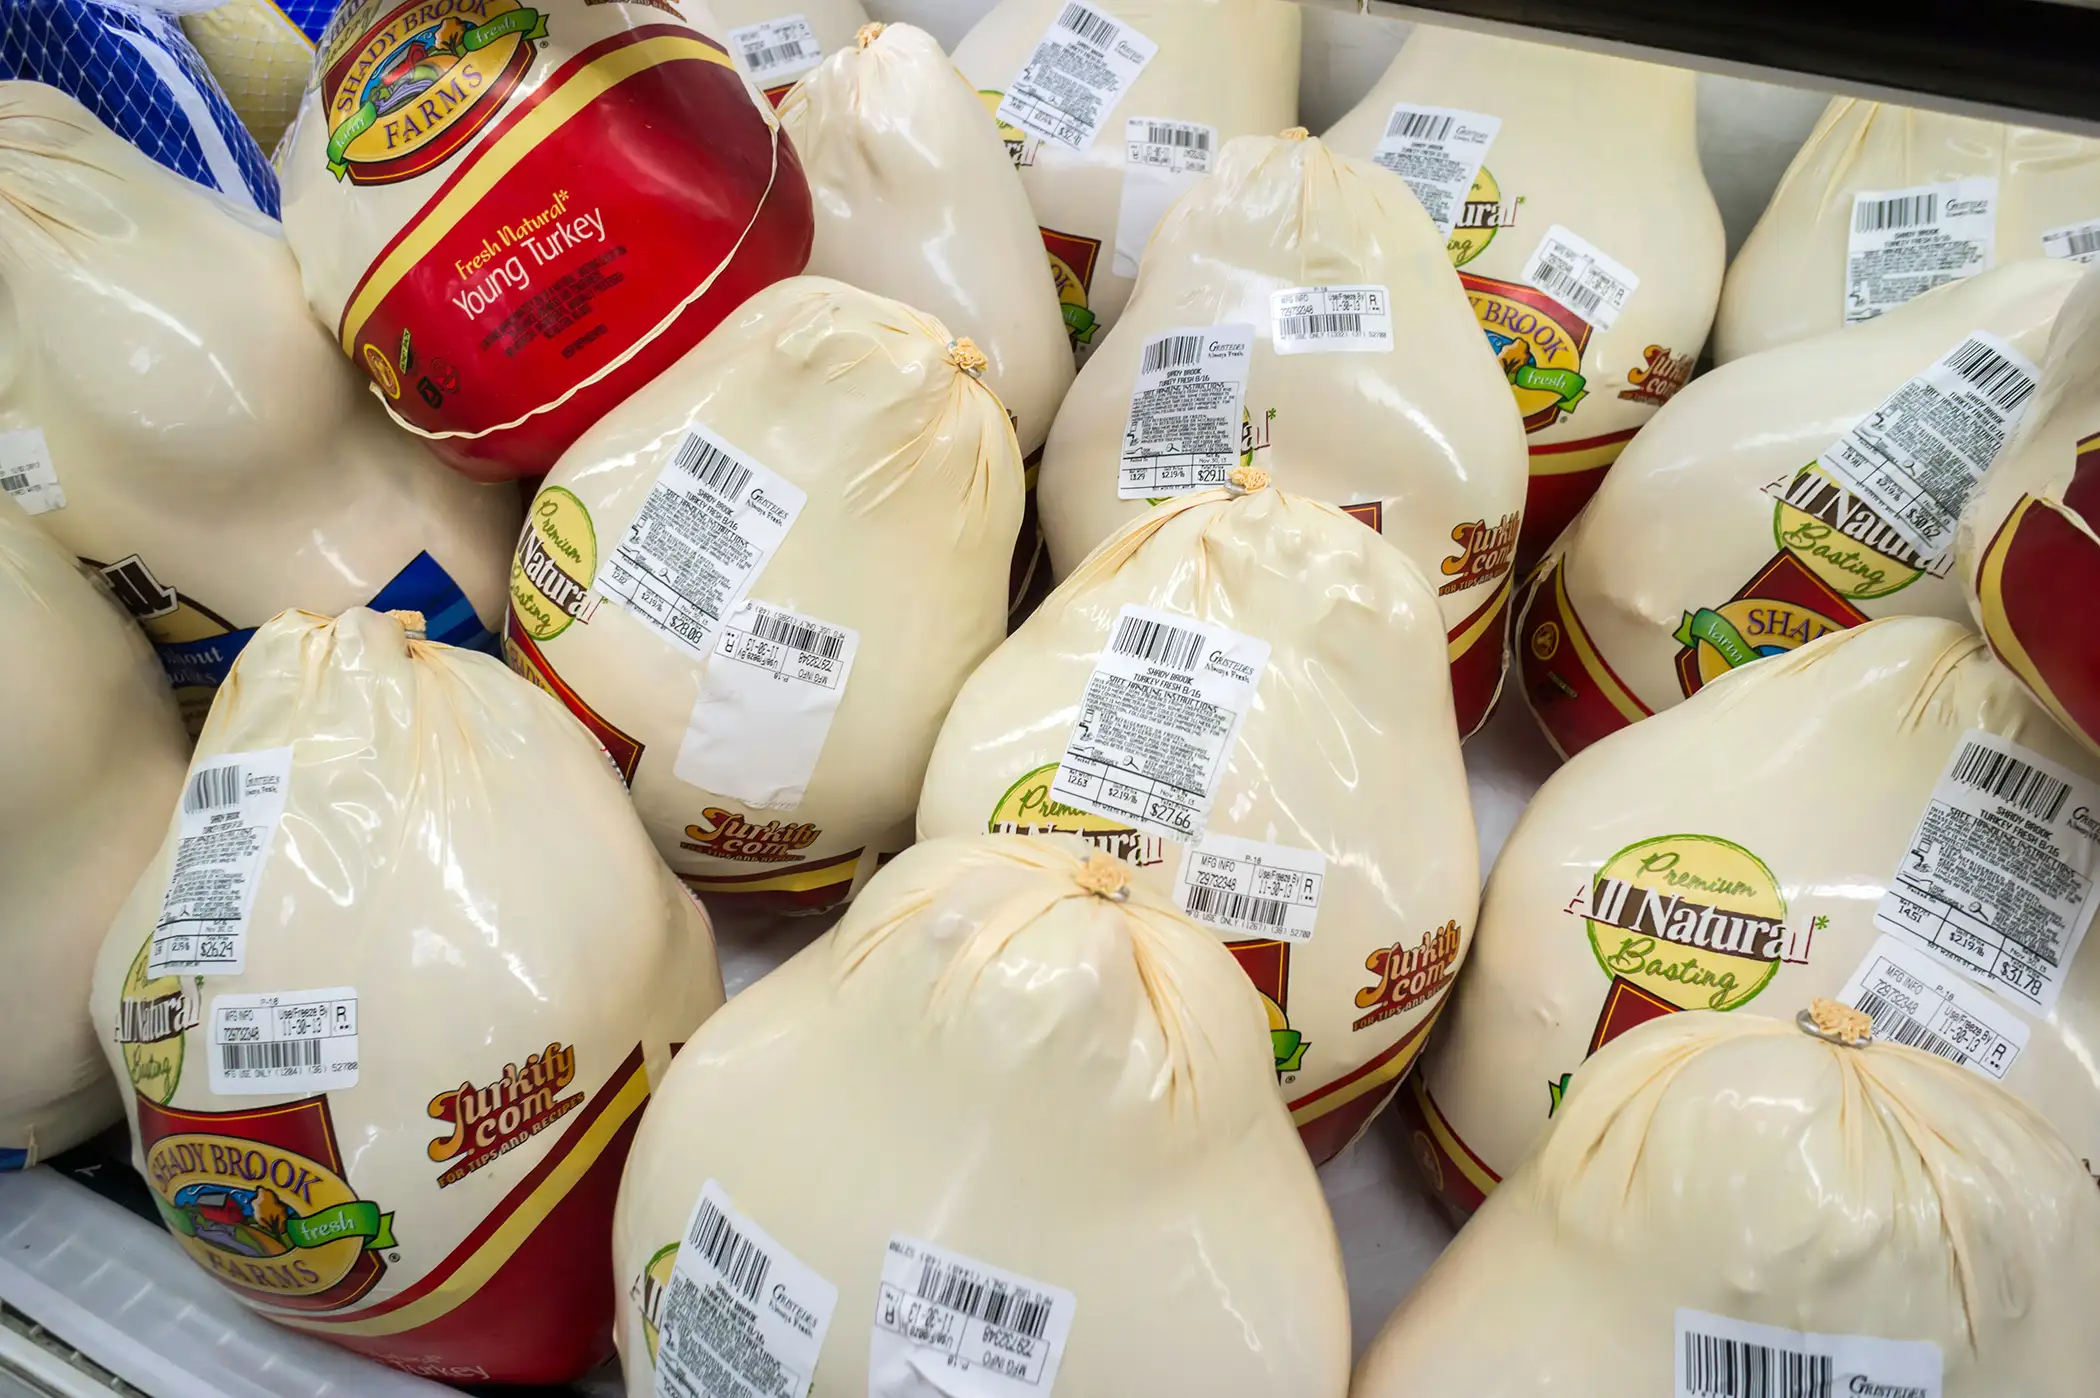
[1323,27,1724,571]
[1517,258,2081,759]
[0,498,187,1171]
[181,0,342,151]
[780,22,1073,458]
[614,836,1350,1398]
[0,83,516,731]
[510,277,1021,914]
[279,0,814,479]
[952,0,1300,355]
[710,0,868,104]
[1717,98,2100,364]
[91,606,723,1383]
[1405,616,2100,1221]
[918,475,1478,1162]
[1366,1008,2100,1397]
[1037,130,1526,737]
[1960,262,2100,760]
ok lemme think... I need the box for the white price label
[1521,224,1640,331]
[1269,285,1392,355]
[149,748,294,977]
[1839,934,2030,1080]
[1845,177,1997,324]
[1676,1309,1941,1398]
[994,3,1157,153]
[0,428,63,516]
[1050,605,1269,843]
[1876,729,2100,1013]
[1371,103,1500,238]
[2041,216,2100,264]
[654,1180,837,1398]
[1117,325,1253,499]
[208,988,359,1095]
[1111,116,1214,276]
[1174,834,1323,942]
[674,600,859,810]
[730,14,823,83]
[870,1236,1077,1398]
[596,425,806,662]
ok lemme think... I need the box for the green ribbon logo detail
[1510,364,1587,411]
[327,8,548,178]
[160,1196,396,1252]
[1273,1029,1308,1074]
[1674,608,1759,670]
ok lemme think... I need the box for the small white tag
[208,988,359,1095]
[1174,834,1324,942]
[995,3,1157,153]
[0,428,65,516]
[596,426,806,662]
[1111,116,1214,276]
[1845,177,1997,324]
[1816,331,2040,562]
[729,14,823,83]
[150,748,295,978]
[1676,1309,1942,1398]
[1117,325,1253,499]
[1370,103,1500,238]
[1050,605,1269,843]
[655,1180,837,1398]
[1839,934,2030,1080]
[674,600,859,810]
[1876,729,2100,1013]
[870,1235,1077,1398]
[2041,216,2100,264]
[1521,225,1640,331]
[1269,285,1393,355]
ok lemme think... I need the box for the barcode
[1056,2,1116,45]
[184,765,243,814]
[117,992,195,1044]
[1110,614,1203,669]
[1277,312,1364,340]
[672,434,753,503]
[912,1258,1052,1340]
[1184,883,1289,930]
[1683,1332,1834,1398]
[1950,740,2069,822]
[745,607,844,660]
[1852,989,1968,1065]
[1383,109,1453,143]
[741,38,812,68]
[1856,192,1938,233]
[1137,122,1207,150]
[1531,255,1606,319]
[0,471,30,495]
[690,1198,772,1303]
[2057,226,2100,258]
[219,1038,322,1073]
[1945,338,2036,414]
[1141,334,1205,373]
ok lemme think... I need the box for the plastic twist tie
[1227,464,1270,495]
[1074,852,1131,900]
[856,21,886,46]
[385,609,428,641]
[1280,126,1309,141]
[946,337,988,378]
[1797,999,1873,1049]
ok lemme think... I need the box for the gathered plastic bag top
[0,83,518,730]
[0,497,186,1170]
[1518,257,2082,760]
[614,835,1350,1398]
[182,0,344,153]
[1323,26,1723,573]
[952,0,1300,356]
[780,22,1073,457]
[1717,98,2100,364]
[1037,130,1526,737]
[280,0,814,480]
[708,0,869,105]
[1961,262,2100,760]
[1406,615,2100,1222]
[919,476,1478,1162]
[1362,1007,2100,1397]
[509,276,1022,915]
[90,606,723,1384]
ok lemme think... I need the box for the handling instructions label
[149,748,295,978]
[675,601,859,811]
[1676,1309,1942,1398]
[1845,177,1997,324]
[654,1180,838,1398]
[209,988,360,1095]
[995,3,1157,153]
[870,1235,1077,1398]
[1118,325,1253,498]
[1112,116,1214,276]
[1371,103,1500,238]
[1174,833,1324,942]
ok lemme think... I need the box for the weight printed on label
[995,3,1157,153]
[674,600,859,811]
[1675,1309,1942,1398]
[1371,103,1500,238]
[1269,285,1393,355]
[1816,331,2039,562]
[209,988,359,1095]
[149,748,294,978]
[1174,833,1324,942]
[2042,215,2100,265]
[1875,729,2100,1014]
[596,425,807,663]
[1845,177,1996,325]
[655,1180,837,1398]
[870,1235,1077,1398]
[1521,225,1639,331]
[1839,934,2030,1081]
[1050,605,1269,843]
[730,15,823,83]
[1117,325,1253,499]
[0,427,64,516]
[1112,116,1214,277]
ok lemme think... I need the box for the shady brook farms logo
[986,762,1167,869]
[427,1041,583,1187]
[510,488,597,641]
[682,808,821,863]
[1353,921,1462,1032]
[1463,274,1591,433]
[1674,552,1867,697]
[1439,513,1520,596]
[1772,463,1935,600]
[322,0,547,185]
[1582,834,1805,1015]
